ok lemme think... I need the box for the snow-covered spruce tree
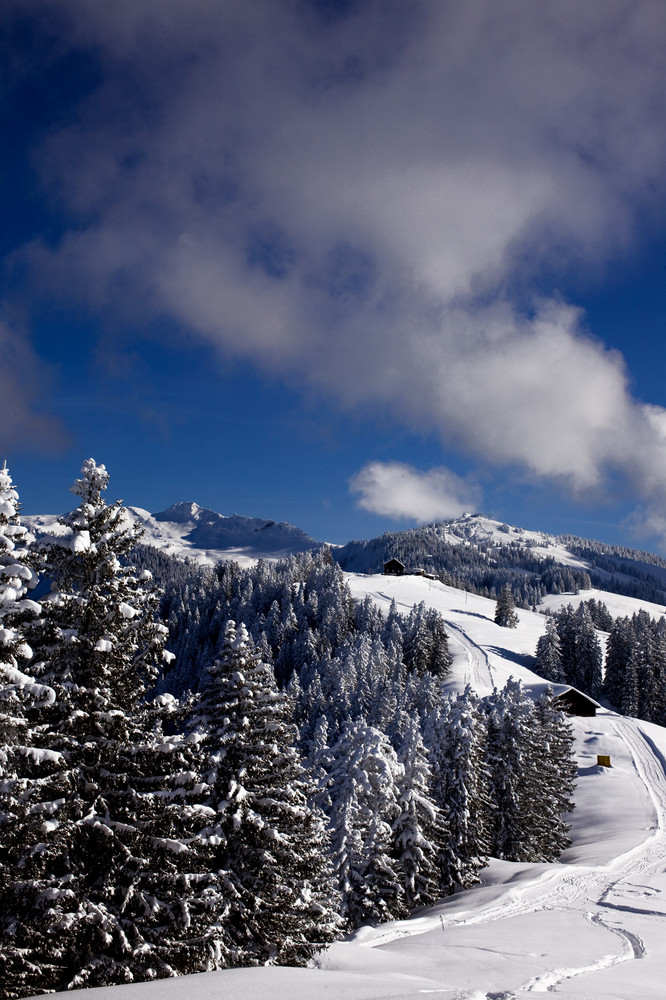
[551,604,602,698]
[426,686,490,892]
[604,617,633,710]
[0,462,40,672]
[28,459,169,731]
[483,679,575,863]
[1,460,227,996]
[603,613,666,722]
[392,714,446,909]
[0,465,68,999]
[494,586,518,628]
[484,679,540,862]
[628,609,666,724]
[304,713,335,816]
[554,604,578,683]
[648,616,666,725]
[573,603,603,698]
[190,620,341,966]
[532,688,576,858]
[0,462,46,739]
[327,719,406,928]
[533,618,565,683]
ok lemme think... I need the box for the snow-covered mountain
[25,502,666,603]
[336,512,666,606]
[26,501,321,568]
[138,501,321,564]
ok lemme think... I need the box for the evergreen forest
[0,461,578,997]
[535,599,666,727]
[336,521,666,606]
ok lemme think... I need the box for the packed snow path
[358,715,666,996]
[441,619,495,692]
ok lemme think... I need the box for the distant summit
[334,512,666,606]
[157,502,205,523]
[26,502,321,569]
[147,502,320,560]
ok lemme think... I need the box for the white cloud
[7,1,666,520]
[350,462,480,523]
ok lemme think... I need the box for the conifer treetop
[70,458,110,507]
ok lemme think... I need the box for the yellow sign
[597,755,611,767]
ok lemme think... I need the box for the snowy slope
[24,504,666,605]
[336,512,666,606]
[25,502,321,568]
[429,512,592,570]
[32,572,666,1000]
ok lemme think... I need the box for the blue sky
[2,0,666,548]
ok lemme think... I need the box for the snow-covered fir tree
[326,720,406,927]
[403,602,451,675]
[628,610,665,723]
[532,688,576,858]
[482,679,576,863]
[189,620,341,966]
[494,586,519,628]
[392,714,446,908]
[604,616,633,710]
[545,604,602,698]
[572,604,603,698]
[484,679,543,862]
[603,610,666,723]
[0,460,224,996]
[0,465,62,999]
[426,686,490,892]
[27,459,170,732]
[533,618,565,683]
[0,462,44,726]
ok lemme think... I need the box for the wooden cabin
[553,686,600,718]
[383,558,405,576]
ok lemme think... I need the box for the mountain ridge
[24,503,666,605]
[334,513,666,606]
[25,501,321,568]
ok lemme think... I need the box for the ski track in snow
[360,618,666,994]
[442,620,495,691]
[478,717,664,996]
[353,577,496,691]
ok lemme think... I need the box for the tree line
[533,598,666,727]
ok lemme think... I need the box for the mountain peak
[136,501,321,564]
[154,501,205,524]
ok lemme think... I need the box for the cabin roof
[525,681,601,710]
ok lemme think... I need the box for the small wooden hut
[553,686,600,718]
[383,558,405,576]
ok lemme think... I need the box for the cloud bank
[5,1,666,529]
[350,462,479,523]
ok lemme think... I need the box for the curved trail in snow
[443,620,495,692]
[360,620,666,993]
[459,718,666,929]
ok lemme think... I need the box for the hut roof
[526,681,600,716]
